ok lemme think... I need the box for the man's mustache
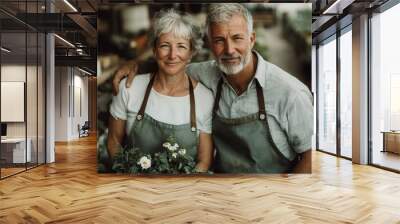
[219,55,242,61]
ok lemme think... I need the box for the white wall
[1,82,25,122]
[1,65,34,137]
[54,66,69,141]
[1,66,26,137]
[1,65,26,81]
[54,67,89,141]
[71,71,89,139]
[2,63,46,164]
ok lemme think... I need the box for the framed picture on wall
[97,3,313,175]
[1,81,25,122]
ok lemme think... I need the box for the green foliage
[97,131,112,173]
[289,9,312,34]
[112,137,198,174]
[254,42,269,61]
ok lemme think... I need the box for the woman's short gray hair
[149,9,203,55]
[205,3,253,38]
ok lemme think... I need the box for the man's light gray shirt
[186,52,313,161]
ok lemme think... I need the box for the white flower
[162,142,171,149]
[170,143,179,151]
[137,156,151,169]
[178,148,186,155]
[172,153,178,159]
[163,142,179,152]
[163,142,179,151]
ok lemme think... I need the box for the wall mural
[97,3,313,174]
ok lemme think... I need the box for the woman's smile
[165,62,180,65]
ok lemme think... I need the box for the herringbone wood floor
[1,134,400,224]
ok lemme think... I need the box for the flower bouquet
[112,136,197,174]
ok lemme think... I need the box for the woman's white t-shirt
[110,73,214,135]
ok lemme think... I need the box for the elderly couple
[107,3,313,173]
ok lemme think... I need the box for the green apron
[127,74,198,159]
[212,78,295,173]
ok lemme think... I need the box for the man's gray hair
[149,9,203,55]
[205,3,253,38]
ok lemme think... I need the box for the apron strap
[255,80,266,120]
[212,79,224,118]
[212,78,266,121]
[136,73,156,121]
[188,77,197,132]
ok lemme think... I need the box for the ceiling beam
[55,55,96,71]
[322,0,356,14]
[67,13,97,39]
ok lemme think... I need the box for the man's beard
[216,50,252,76]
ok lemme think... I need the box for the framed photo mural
[97,3,313,174]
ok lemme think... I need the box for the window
[339,28,352,158]
[317,36,337,154]
[0,1,47,179]
[370,2,400,171]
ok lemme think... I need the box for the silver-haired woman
[107,9,214,172]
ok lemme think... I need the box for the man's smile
[221,57,240,64]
